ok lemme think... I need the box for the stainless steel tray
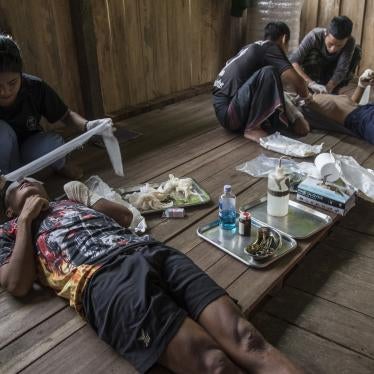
[240,197,332,239]
[117,178,211,214]
[197,217,297,269]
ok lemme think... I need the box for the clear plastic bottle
[219,185,236,230]
[267,158,290,217]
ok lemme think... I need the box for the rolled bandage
[64,181,102,207]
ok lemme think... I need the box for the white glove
[358,69,374,88]
[64,181,102,207]
[308,81,327,94]
[86,118,113,131]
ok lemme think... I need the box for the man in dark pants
[290,16,361,94]
[212,22,310,143]
[0,179,303,373]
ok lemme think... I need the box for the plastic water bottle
[219,185,236,230]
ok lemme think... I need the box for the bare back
[309,93,358,124]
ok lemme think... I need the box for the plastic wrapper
[5,119,124,182]
[246,0,304,51]
[259,132,323,158]
[235,154,306,192]
[85,175,147,233]
[334,154,374,202]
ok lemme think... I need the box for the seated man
[212,22,310,143]
[303,68,374,144]
[0,178,303,374]
[290,16,361,94]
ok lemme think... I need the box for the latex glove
[308,81,327,94]
[358,69,374,88]
[64,181,102,207]
[86,118,113,131]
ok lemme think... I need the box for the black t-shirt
[212,40,292,98]
[0,73,68,139]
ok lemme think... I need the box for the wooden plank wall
[90,0,247,115]
[300,0,370,73]
[0,0,84,115]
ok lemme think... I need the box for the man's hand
[64,181,102,207]
[358,69,374,88]
[19,196,49,223]
[308,81,328,94]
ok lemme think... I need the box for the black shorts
[82,243,226,373]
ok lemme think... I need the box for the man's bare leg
[292,116,310,137]
[244,127,268,143]
[198,296,304,374]
[158,317,246,374]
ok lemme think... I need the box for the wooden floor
[1,93,374,373]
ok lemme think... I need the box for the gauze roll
[4,119,124,182]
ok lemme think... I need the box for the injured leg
[284,93,310,136]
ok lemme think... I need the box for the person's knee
[235,318,267,353]
[260,65,277,76]
[0,120,18,146]
[202,348,236,374]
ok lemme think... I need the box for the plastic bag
[5,119,124,182]
[85,175,147,233]
[259,132,323,158]
[235,154,307,192]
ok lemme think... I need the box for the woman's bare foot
[244,128,268,143]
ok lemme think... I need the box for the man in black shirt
[0,34,111,179]
[213,22,310,143]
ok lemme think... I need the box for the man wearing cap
[0,179,303,374]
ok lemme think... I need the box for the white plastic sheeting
[246,0,305,51]
[5,119,124,182]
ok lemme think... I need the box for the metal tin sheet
[117,178,210,214]
[197,217,297,269]
[240,197,333,239]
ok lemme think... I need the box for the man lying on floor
[293,68,374,144]
[213,21,311,143]
[0,178,303,374]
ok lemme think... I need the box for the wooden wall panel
[359,0,374,73]
[0,0,83,114]
[340,0,366,45]
[317,0,340,27]
[300,0,320,39]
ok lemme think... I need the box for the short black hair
[327,16,353,40]
[264,22,290,43]
[0,34,22,73]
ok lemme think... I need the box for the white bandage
[64,181,102,207]
[358,69,374,88]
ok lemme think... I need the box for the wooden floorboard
[2,93,374,373]
[252,312,374,374]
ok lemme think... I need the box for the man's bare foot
[293,116,310,137]
[55,163,83,180]
[244,128,268,143]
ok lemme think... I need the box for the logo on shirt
[213,79,224,89]
[26,116,38,131]
[137,329,151,348]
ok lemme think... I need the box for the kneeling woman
[0,34,107,178]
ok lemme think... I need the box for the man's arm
[92,199,133,228]
[0,196,49,297]
[281,67,309,98]
[292,62,312,84]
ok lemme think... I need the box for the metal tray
[117,178,211,214]
[197,217,297,269]
[240,197,333,239]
